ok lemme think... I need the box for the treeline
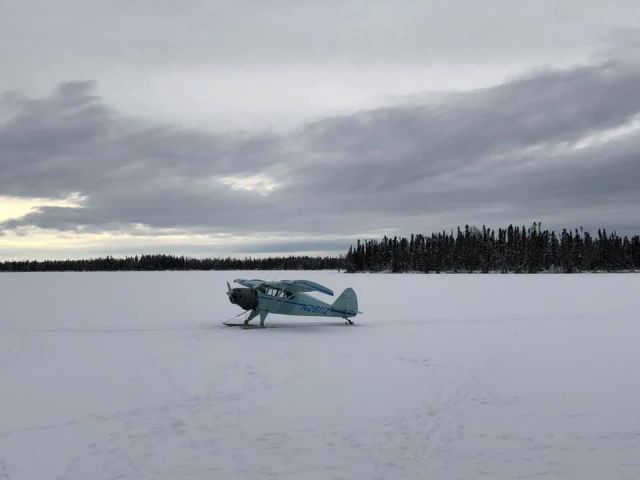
[0,254,344,272]
[345,224,640,273]
[2,224,639,273]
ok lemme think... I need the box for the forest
[345,224,640,273]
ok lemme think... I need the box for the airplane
[225,278,360,328]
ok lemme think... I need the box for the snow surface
[1,271,640,480]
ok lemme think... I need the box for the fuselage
[256,290,349,318]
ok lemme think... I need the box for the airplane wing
[234,278,266,289]
[267,279,334,296]
[234,278,334,296]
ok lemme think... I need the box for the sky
[1,0,640,259]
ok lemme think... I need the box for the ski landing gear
[242,309,268,328]
[223,309,269,328]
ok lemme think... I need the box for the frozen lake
[1,271,639,479]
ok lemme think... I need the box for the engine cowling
[228,287,258,311]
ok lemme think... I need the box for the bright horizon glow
[0,227,353,261]
[0,194,85,223]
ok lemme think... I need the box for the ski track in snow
[1,271,639,479]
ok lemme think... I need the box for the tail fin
[332,288,359,317]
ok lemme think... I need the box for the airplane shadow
[220,320,362,331]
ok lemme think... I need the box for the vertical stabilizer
[332,288,358,317]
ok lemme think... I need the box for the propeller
[226,281,237,305]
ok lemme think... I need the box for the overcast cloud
[1,1,640,258]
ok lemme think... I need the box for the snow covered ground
[1,271,639,480]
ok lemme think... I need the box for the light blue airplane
[225,278,360,328]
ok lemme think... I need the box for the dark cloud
[3,58,640,244]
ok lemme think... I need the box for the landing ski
[223,321,266,328]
